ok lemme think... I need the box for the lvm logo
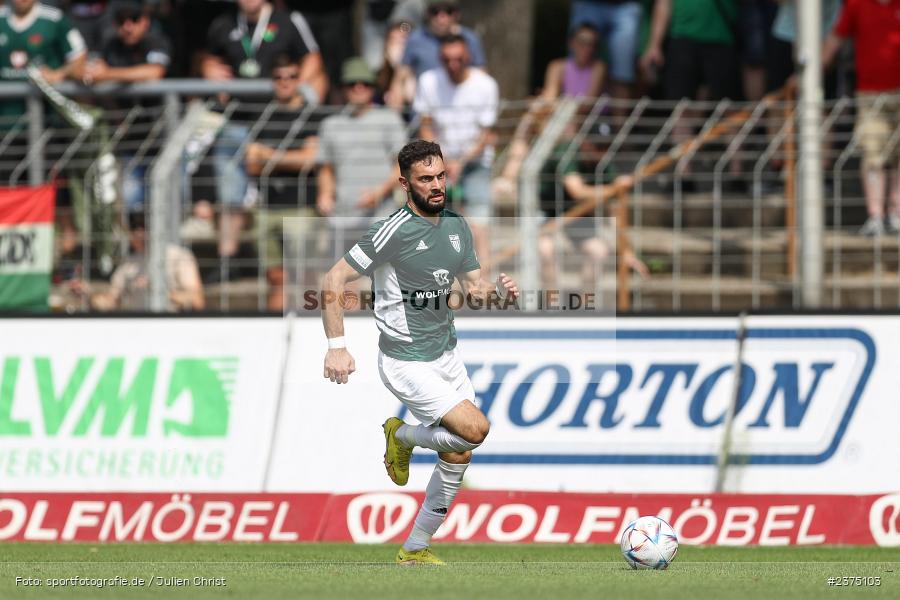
[0,357,237,437]
[403,328,875,465]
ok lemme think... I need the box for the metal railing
[514,91,900,311]
[2,78,899,313]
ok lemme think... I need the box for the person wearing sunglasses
[388,0,485,107]
[83,2,170,85]
[79,1,170,218]
[243,54,325,310]
[203,0,326,103]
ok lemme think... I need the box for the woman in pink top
[542,22,606,100]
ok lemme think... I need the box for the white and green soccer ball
[620,516,679,570]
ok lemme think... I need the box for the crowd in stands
[0,0,897,311]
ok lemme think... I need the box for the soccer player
[321,139,519,565]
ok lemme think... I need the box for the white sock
[403,459,468,551]
[396,423,479,453]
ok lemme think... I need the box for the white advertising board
[0,318,286,491]
[1,315,895,495]
[272,315,891,494]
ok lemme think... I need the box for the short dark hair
[570,21,600,39]
[127,211,146,230]
[272,54,297,72]
[398,140,443,178]
[439,33,468,49]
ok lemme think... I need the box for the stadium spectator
[538,123,648,293]
[0,0,87,253]
[541,22,606,100]
[389,0,485,107]
[823,0,900,236]
[82,1,170,215]
[82,1,169,85]
[362,0,395,71]
[640,0,741,188]
[767,0,842,90]
[317,57,407,249]
[376,21,410,105]
[737,0,778,102]
[390,0,427,28]
[568,0,641,103]
[0,0,87,98]
[87,212,205,311]
[640,0,740,103]
[243,54,323,310]
[414,33,497,264]
[279,0,353,104]
[58,0,109,51]
[202,0,326,102]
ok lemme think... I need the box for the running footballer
[321,139,519,565]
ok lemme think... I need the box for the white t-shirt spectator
[413,67,499,167]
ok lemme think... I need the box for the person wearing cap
[316,57,407,261]
[80,1,171,218]
[388,0,485,107]
[317,58,406,219]
[83,2,170,85]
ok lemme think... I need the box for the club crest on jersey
[10,51,27,69]
[432,269,450,285]
[449,234,461,253]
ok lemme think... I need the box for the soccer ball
[620,516,679,570]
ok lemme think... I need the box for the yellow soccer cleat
[396,547,445,565]
[382,417,413,486]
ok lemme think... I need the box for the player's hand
[324,348,355,384]
[496,272,519,301]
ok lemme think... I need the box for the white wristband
[328,336,346,349]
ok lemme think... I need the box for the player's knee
[463,418,490,446]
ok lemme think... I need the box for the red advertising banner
[1,491,898,546]
[0,493,330,543]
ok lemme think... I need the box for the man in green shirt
[321,139,519,565]
[640,0,740,101]
[0,0,87,118]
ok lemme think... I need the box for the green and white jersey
[0,4,85,77]
[0,4,85,117]
[345,204,480,362]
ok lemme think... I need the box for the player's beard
[410,187,445,215]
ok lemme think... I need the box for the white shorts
[377,347,475,427]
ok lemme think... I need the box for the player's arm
[458,269,519,303]
[321,257,363,384]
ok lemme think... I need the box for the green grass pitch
[1,544,898,599]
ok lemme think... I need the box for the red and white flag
[0,184,55,310]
